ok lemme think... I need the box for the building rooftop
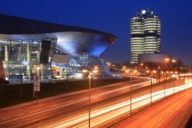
[0,13,115,37]
[0,13,116,57]
[136,9,158,18]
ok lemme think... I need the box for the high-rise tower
[130,9,161,64]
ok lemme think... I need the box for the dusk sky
[0,0,192,65]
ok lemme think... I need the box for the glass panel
[0,38,56,83]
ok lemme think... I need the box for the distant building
[138,53,171,64]
[138,53,183,70]
[130,9,161,64]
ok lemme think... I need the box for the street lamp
[164,57,170,63]
[133,70,139,79]
[33,65,41,104]
[82,67,99,128]
[146,70,150,74]
[129,83,132,116]
[160,71,164,82]
[171,60,177,93]
[150,70,156,104]
[163,58,171,98]
[65,65,70,89]
[125,69,129,73]
[172,59,176,63]
[152,70,157,83]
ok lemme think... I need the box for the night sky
[0,0,192,65]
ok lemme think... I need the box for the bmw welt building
[0,14,116,83]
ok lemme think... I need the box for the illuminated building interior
[0,39,56,83]
[0,14,116,83]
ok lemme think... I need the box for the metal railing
[98,79,192,128]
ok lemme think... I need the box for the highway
[0,78,187,128]
[36,80,190,128]
[0,79,149,128]
[115,85,192,128]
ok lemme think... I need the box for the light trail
[52,82,192,128]
[0,80,150,126]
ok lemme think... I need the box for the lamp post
[164,58,171,98]
[164,71,169,97]
[130,83,132,116]
[173,71,178,93]
[133,70,138,79]
[124,69,132,116]
[160,70,164,83]
[66,65,69,89]
[172,59,176,93]
[33,65,40,104]
[19,65,23,98]
[88,73,91,128]
[82,67,98,128]
[150,70,156,104]
[164,58,177,97]
[157,67,161,83]
[150,71,153,104]
[36,65,41,104]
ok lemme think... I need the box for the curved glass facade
[0,14,116,83]
[0,39,56,83]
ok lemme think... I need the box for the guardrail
[98,79,192,128]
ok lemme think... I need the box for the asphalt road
[115,87,192,128]
[22,79,185,128]
[0,78,186,128]
[0,79,148,128]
